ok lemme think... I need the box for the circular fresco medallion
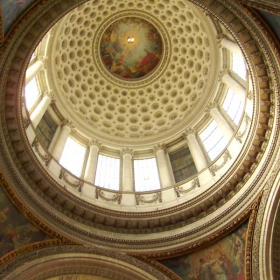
[100,17,163,80]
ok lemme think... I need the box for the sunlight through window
[59,137,86,177]
[25,77,40,110]
[232,53,247,81]
[134,158,161,192]
[222,89,244,125]
[95,154,120,190]
[200,120,228,161]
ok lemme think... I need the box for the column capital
[216,33,225,46]
[38,56,49,70]
[205,102,217,114]
[218,69,230,82]
[61,119,74,130]
[154,143,167,153]
[182,128,197,139]
[121,147,134,157]
[88,139,102,149]
[45,90,54,100]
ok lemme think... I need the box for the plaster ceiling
[42,0,220,146]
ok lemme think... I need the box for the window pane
[59,137,86,177]
[222,89,244,125]
[35,111,58,149]
[169,146,197,183]
[200,120,228,161]
[134,158,160,192]
[95,154,120,190]
[232,53,247,81]
[25,77,40,110]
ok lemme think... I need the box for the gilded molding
[0,0,278,258]
[0,239,73,267]
[131,192,262,265]
[252,157,280,280]
[0,245,171,280]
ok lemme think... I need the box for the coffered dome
[41,0,219,147]
[1,0,277,263]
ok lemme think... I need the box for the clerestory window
[95,154,120,190]
[59,137,86,177]
[134,158,161,192]
[222,89,244,126]
[232,53,247,81]
[200,120,228,161]
[25,77,40,110]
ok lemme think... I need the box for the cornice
[237,0,280,15]
[0,0,278,257]
[0,245,173,280]
[252,156,280,280]
[0,172,73,243]
[0,192,261,279]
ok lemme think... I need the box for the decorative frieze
[235,114,251,143]
[174,178,200,198]
[32,138,52,167]
[209,150,232,176]
[135,192,162,205]
[95,188,122,204]
[59,169,83,192]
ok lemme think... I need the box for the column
[222,73,253,116]
[30,95,51,128]
[155,144,173,188]
[122,148,134,192]
[84,140,101,184]
[25,60,44,85]
[222,73,246,100]
[52,124,71,161]
[220,37,243,58]
[210,107,234,141]
[186,133,208,172]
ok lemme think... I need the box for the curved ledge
[0,0,278,260]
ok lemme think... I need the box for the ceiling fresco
[100,17,162,79]
[0,0,36,35]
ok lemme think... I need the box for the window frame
[94,154,121,191]
[59,136,87,178]
[133,157,161,192]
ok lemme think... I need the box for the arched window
[95,154,120,190]
[200,120,228,161]
[134,158,161,192]
[59,137,86,177]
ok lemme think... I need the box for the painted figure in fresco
[198,250,232,280]
[231,234,245,275]
[210,261,228,280]
[199,258,215,280]
[215,250,236,280]
[1,0,36,34]
[100,17,162,79]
